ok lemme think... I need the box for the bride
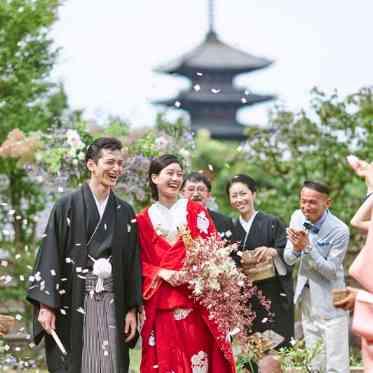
[136,154,236,373]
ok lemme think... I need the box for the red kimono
[137,200,236,373]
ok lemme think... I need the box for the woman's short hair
[226,174,257,196]
[148,154,183,200]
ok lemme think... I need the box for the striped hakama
[81,274,118,373]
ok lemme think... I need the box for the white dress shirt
[92,192,110,220]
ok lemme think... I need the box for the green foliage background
[0,0,372,369]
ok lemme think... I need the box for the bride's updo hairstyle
[148,154,184,200]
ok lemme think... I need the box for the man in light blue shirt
[284,181,350,373]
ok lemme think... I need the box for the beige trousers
[300,287,350,373]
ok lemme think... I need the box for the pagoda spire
[153,1,275,140]
[208,0,215,34]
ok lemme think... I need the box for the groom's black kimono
[27,183,142,373]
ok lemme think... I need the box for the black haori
[27,183,142,373]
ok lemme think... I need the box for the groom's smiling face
[87,149,124,188]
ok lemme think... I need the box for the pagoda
[154,0,275,140]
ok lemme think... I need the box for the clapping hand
[287,228,309,252]
[347,156,373,191]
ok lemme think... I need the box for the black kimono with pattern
[27,183,142,373]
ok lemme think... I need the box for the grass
[0,348,141,372]
[129,347,141,372]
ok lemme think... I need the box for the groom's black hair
[85,137,122,164]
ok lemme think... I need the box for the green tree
[0,0,64,303]
[192,89,373,257]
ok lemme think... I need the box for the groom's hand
[124,309,137,342]
[38,304,56,334]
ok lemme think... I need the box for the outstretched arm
[351,194,373,233]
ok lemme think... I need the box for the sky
[51,0,373,128]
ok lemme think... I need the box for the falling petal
[50,269,56,276]
[193,84,201,92]
[76,307,85,314]
[174,101,181,108]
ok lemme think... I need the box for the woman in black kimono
[226,174,294,347]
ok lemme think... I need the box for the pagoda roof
[190,119,248,140]
[155,31,273,76]
[155,90,275,108]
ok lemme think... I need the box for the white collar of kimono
[239,211,258,234]
[92,191,110,219]
[148,198,188,235]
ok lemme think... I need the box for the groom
[27,137,142,373]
